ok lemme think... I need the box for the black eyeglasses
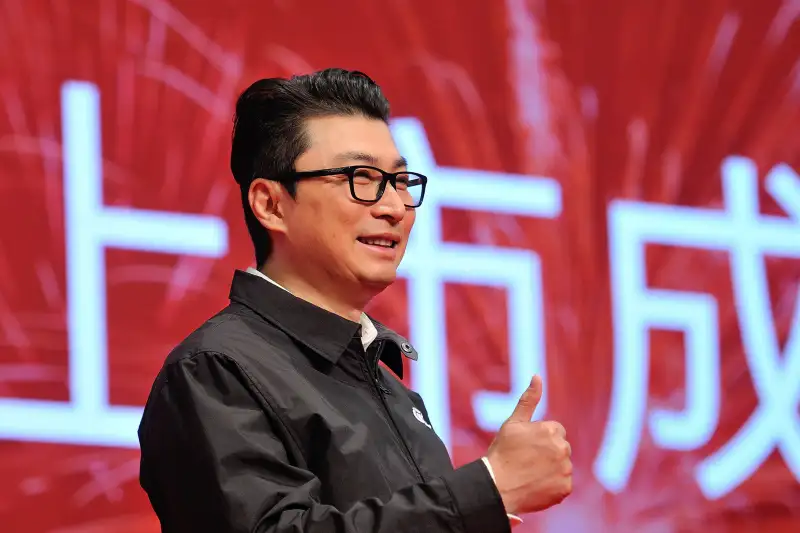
[281,165,427,208]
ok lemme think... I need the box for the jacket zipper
[369,342,391,395]
[369,341,426,482]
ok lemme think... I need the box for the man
[138,68,572,533]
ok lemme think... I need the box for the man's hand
[485,375,572,515]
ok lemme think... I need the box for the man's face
[277,115,416,294]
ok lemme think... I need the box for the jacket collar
[368,316,418,379]
[228,270,417,377]
[245,266,379,350]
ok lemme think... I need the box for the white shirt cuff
[481,457,524,526]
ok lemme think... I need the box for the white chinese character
[390,118,561,451]
[594,155,800,499]
[0,81,227,448]
[696,159,800,499]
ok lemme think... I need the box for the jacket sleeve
[138,351,511,533]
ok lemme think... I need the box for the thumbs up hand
[485,376,572,515]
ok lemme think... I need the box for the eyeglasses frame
[276,165,427,208]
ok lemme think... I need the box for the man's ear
[249,178,289,234]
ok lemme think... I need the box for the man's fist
[485,376,572,515]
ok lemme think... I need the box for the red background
[1,0,799,531]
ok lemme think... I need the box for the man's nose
[373,183,406,221]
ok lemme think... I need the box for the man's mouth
[357,237,398,249]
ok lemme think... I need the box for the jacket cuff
[441,459,511,533]
[480,457,524,526]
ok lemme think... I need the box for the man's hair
[230,68,391,268]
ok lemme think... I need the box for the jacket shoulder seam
[184,350,307,460]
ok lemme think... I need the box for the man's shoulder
[163,303,293,368]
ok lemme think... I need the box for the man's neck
[259,263,367,323]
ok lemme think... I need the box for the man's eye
[353,169,380,183]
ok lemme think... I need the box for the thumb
[507,375,543,423]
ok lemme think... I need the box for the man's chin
[357,269,398,292]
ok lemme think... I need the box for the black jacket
[138,270,511,533]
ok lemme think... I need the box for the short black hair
[230,68,391,268]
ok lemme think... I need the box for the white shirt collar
[245,267,378,350]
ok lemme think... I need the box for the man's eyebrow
[333,151,409,170]
[393,156,409,170]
